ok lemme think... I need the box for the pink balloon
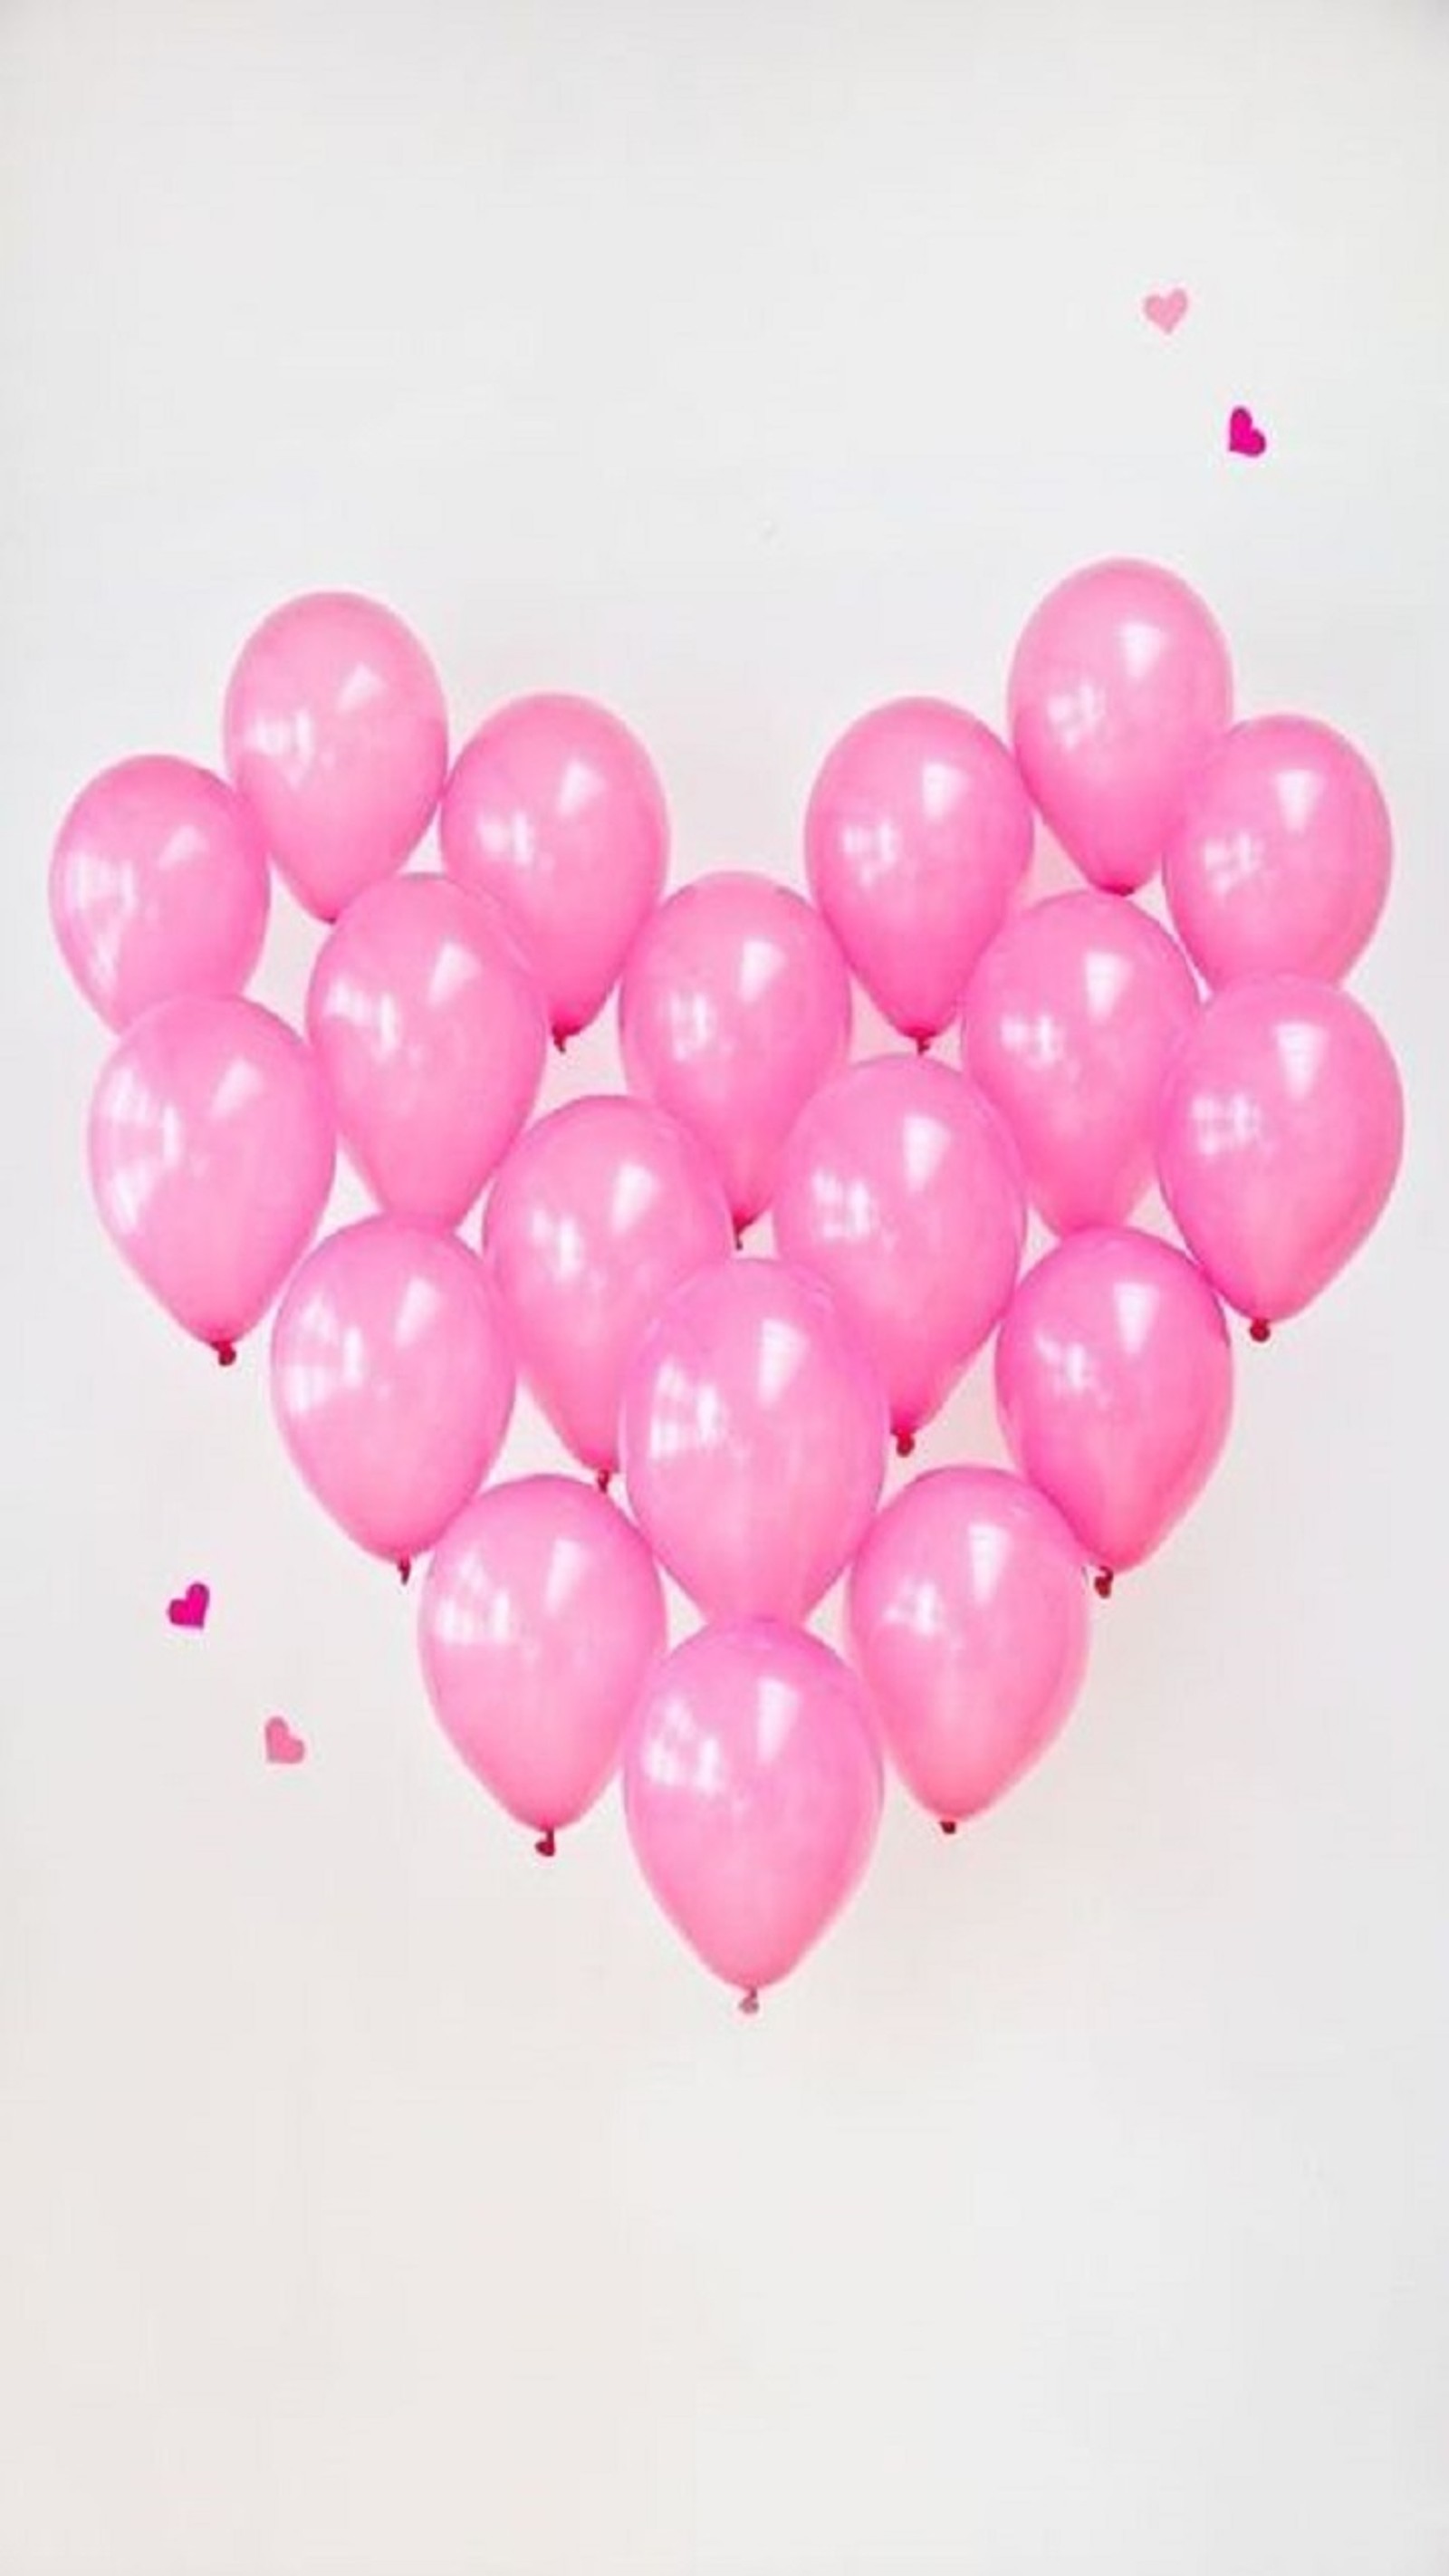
[623,1620,883,2006]
[619,871,851,1227]
[994,1228,1233,1582]
[88,995,335,1359]
[224,591,447,921]
[50,755,270,1031]
[483,1095,734,1478]
[1156,977,1404,1329]
[306,876,547,1227]
[804,698,1033,1042]
[772,1053,1024,1448]
[1009,559,1233,893]
[418,1476,666,1847]
[1164,715,1393,986]
[439,694,667,1043]
[271,1217,514,1571]
[848,1467,1089,1827]
[620,1257,887,1621]
[962,890,1200,1234]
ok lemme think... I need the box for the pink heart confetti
[1227,405,1268,457]
[167,1579,210,1630]
[1142,287,1189,334]
[264,1715,307,1766]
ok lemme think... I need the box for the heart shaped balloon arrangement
[53,561,1404,2009]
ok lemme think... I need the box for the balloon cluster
[53,562,1403,2009]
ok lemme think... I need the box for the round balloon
[88,995,335,1358]
[1008,559,1233,893]
[440,693,667,1043]
[994,1227,1233,1581]
[50,754,270,1030]
[224,590,447,920]
[623,1620,883,2006]
[306,875,547,1227]
[804,698,1033,1043]
[962,889,1200,1234]
[419,1476,666,1848]
[271,1217,514,1571]
[619,871,852,1228]
[848,1467,1090,1827]
[1163,715,1392,987]
[620,1257,887,1620]
[1156,976,1404,1328]
[483,1095,735,1479]
[772,1053,1024,1447]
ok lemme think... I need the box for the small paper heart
[264,1716,307,1766]
[1143,286,1188,333]
[167,1580,210,1630]
[1227,405,1268,457]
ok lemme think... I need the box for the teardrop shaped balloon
[270,1217,514,1569]
[1156,977,1404,1327]
[623,1620,884,2005]
[440,693,668,1043]
[419,1476,666,1845]
[224,591,448,921]
[804,697,1033,1042]
[306,875,547,1227]
[482,1094,735,1478]
[994,1227,1233,1581]
[962,889,1200,1234]
[772,1053,1024,1447]
[87,995,335,1358]
[848,1467,1090,1828]
[1009,559,1233,893]
[619,871,851,1228]
[50,755,270,1030]
[1163,715,1392,987]
[620,1257,887,1620]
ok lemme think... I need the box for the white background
[3,3,1447,2571]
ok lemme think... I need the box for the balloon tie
[595,1466,613,1495]
[895,1429,916,1460]
[738,1986,761,2017]
[552,1030,570,1056]
[1249,1317,1272,1344]
[1093,1567,1115,1600]
[397,1556,412,1587]
[213,1339,238,1369]
[914,1033,930,1055]
[939,1818,958,1837]
[535,1827,557,1860]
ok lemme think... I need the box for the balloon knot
[734,1225,747,1252]
[213,1339,238,1369]
[552,1030,570,1055]
[939,1818,958,1837]
[1093,1567,1115,1600]
[1249,1317,1272,1344]
[914,1033,930,1055]
[595,1466,613,1495]
[895,1429,916,1460]
[738,1986,761,2017]
[397,1557,412,1587]
[535,1827,557,1859]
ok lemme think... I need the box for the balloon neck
[595,1466,613,1495]
[535,1827,557,1860]
[895,1429,916,1461]
[913,1033,931,1055]
[738,1986,761,2018]
[1093,1567,1115,1600]
[938,1818,958,1837]
[397,1556,412,1587]
[212,1339,238,1369]
[734,1224,748,1252]
[1249,1317,1272,1344]
[552,1030,571,1056]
